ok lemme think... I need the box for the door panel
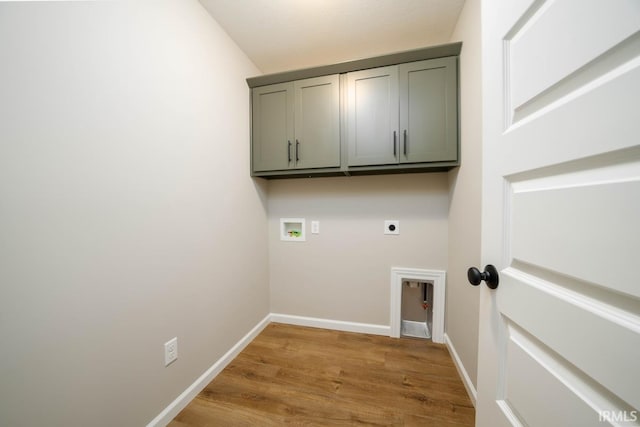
[499,269,640,411]
[347,66,399,166]
[478,1,640,426]
[502,322,631,427]
[294,75,340,169]
[507,0,640,119]
[399,57,458,163]
[252,83,293,171]
[510,168,640,298]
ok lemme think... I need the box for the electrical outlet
[384,220,400,235]
[164,337,178,366]
[311,220,320,234]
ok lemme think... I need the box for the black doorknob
[467,265,499,289]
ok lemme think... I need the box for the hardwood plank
[403,413,475,427]
[169,324,475,426]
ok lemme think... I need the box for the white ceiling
[199,0,465,75]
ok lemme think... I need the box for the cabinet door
[347,66,399,166]
[294,75,340,169]
[252,82,294,172]
[399,57,458,163]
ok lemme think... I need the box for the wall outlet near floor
[164,337,178,366]
[384,220,400,235]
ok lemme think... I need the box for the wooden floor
[169,323,475,426]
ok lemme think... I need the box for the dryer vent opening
[401,280,434,339]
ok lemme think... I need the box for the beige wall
[0,0,482,423]
[447,0,482,391]
[268,174,449,326]
[0,1,269,425]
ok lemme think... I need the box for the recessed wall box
[280,218,306,241]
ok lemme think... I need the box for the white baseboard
[270,313,390,336]
[146,314,271,427]
[444,333,477,407]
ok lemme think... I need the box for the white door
[476,1,640,426]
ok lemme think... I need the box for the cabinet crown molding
[246,42,462,88]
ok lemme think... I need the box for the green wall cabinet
[347,57,457,168]
[251,75,340,173]
[248,43,461,178]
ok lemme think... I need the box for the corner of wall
[445,0,482,391]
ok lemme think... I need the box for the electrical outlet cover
[164,337,178,366]
[384,220,400,235]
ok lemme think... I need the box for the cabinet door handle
[403,130,407,156]
[393,131,397,157]
[295,140,300,162]
[287,140,292,163]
